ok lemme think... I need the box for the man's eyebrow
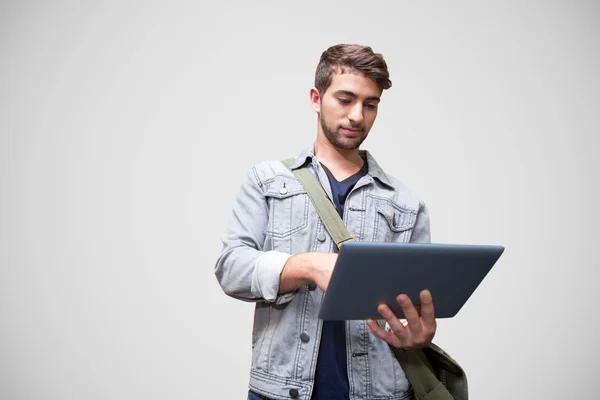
[334,90,380,102]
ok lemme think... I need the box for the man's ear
[309,87,321,113]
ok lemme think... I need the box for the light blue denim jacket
[214,145,431,400]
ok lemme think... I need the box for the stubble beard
[319,114,367,150]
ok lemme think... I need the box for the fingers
[396,294,428,344]
[372,290,437,350]
[365,319,387,339]
[419,289,436,333]
[366,319,402,348]
[377,304,409,343]
[397,294,421,336]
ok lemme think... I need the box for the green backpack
[282,159,468,400]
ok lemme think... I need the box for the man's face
[315,70,382,150]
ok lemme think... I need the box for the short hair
[315,44,392,95]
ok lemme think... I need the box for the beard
[320,114,368,150]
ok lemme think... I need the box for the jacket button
[279,187,288,195]
[289,388,299,398]
[317,232,326,242]
[300,332,310,343]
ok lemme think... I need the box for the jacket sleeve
[410,202,431,244]
[214,166,296,305]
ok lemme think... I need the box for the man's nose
[348,104,364,125]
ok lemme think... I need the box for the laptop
[318,241,504,321]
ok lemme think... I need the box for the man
[214,44,436,400]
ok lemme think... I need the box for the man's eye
[338,98,351,104]
[365,103,378,110]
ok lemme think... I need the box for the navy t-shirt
[312,159,368,400]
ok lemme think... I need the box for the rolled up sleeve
[214,166,296,305]
[252,251,295,304]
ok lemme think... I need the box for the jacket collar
[290,144,395,190]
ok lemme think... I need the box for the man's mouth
[341,127,363,136]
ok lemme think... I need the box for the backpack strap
[281,158,354,250]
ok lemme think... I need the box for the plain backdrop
[1,1,599,399]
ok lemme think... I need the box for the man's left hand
[366,289,436,350]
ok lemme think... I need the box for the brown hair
[315,44,392,95]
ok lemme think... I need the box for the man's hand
[279,252,337,294]
[308,253,337,292]
[366,290,436,350]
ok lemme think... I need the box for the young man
[214,44,436,400]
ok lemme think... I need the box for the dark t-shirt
[311,160,368,400]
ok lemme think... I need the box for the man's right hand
[307,253,338,292]
[279,252,338,294]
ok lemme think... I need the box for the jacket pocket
[264,176,309,238]
[373,199,417,242]
[366,332,411,397]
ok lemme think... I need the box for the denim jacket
[214,145,431,400]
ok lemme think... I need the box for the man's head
[311,44,392,150]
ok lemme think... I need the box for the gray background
[1,1,598,399]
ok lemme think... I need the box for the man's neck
[314,136,365,181]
